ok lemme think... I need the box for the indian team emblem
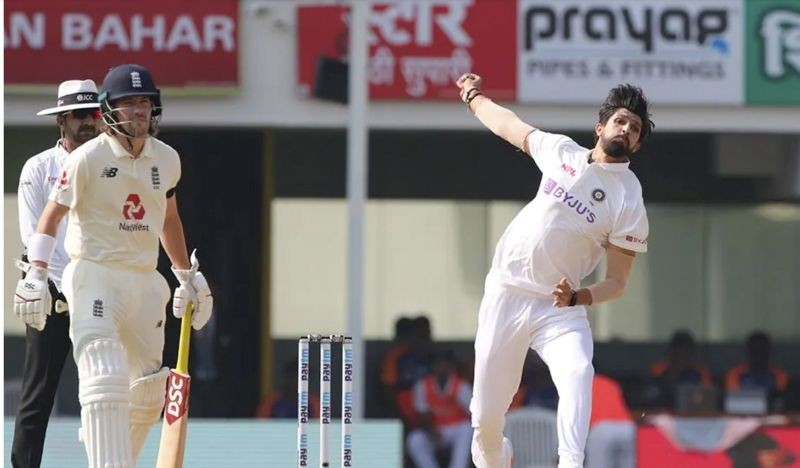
[592,188,606,202]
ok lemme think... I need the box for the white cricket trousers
[63,259,171,379]
[470,276,594,468]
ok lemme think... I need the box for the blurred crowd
[643,330,790,413]
[255,317,796,468]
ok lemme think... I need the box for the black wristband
[467,91,483,104]
[464,87,482,104]
[568,290,578,307]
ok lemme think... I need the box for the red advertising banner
[297,1,516,101]
[4,0,238,90]
[638,425,800,467]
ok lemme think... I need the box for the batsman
[14,63,214,467]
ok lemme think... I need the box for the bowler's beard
[602,137,632,159]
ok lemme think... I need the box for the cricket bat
[156,303,194,468]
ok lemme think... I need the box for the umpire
[11,79,101,467]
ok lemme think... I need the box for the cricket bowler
[456,73,653,468]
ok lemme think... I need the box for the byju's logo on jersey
[101,167,118,178]
[122,193,146,220]
[625,235,647,246]
[542,178,597,223]
[543,178,558,194]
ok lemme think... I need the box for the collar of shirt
[104,133,153,159]
[586,151,631,172]
[54,139,71,166]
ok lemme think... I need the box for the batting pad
[129,366,170,460]
[77,338,134,467]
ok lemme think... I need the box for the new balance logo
[131,71,142,88]
[101,167,118,178]
[92,299,104,318]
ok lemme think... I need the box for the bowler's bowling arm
[580,245,636,305]
[468,95,536,153]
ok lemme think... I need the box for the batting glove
[13,260,52,331]
[171,249,213,330]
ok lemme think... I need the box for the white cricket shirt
[491,130,649,295]
[18,141,71,287]
[50,133,181,271]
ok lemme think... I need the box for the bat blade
[156,303,193,468]
[156,369,191,467]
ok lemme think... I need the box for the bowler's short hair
[598,84,654,143]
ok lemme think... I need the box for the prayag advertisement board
[516,0,745,105]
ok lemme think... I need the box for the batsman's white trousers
[470,274,594,468]
[63,259,171,380]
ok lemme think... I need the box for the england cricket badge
[151,166,161,190]
[592,188,606,202]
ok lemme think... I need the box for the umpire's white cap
[37,80,100,116]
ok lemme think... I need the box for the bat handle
[176,303,194,374]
